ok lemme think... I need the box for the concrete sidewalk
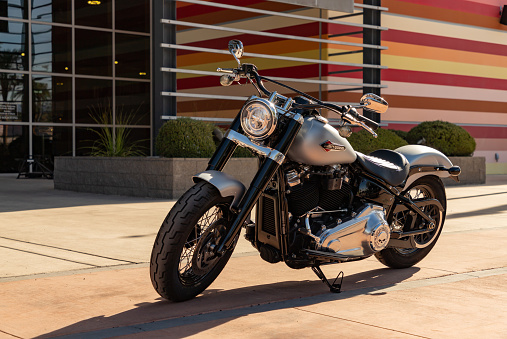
[0,174,506,338]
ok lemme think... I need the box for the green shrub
[388,129,408,141]
[406,120,476,156]
[156,118,216,158]
[156,118,254,158]
[348,128,408,154]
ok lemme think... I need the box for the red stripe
[385,123,507,139]
[461,126,507,139]
[176,22,320,57]
[382,69,507,91]
[383,29,507,57]
[177,64,320,90]
[390,0,498,17]
[178,0,268,19]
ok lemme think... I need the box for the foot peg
[312,265,344,293]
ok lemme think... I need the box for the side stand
[312,265,344,293]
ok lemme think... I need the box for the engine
[285,164,390,260]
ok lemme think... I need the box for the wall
[379,0,507,174]
[54,157,258,199]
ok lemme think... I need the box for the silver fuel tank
[287,116,357,166]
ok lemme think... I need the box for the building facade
[0,0,506,174]
[0,0,151,172]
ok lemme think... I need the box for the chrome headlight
[240,98,278,140]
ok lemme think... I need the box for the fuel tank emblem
[321,140,346,152]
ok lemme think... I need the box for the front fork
[208,117,303,255]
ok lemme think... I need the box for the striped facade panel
[379,0,507,174]
[173,0,507,173]
[175,0,326,119]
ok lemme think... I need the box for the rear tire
[375,176,446,269]
[150,181,237,302]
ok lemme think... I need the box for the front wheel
[375,176,446,269]
[150,181,237,302]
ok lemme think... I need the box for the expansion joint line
[293,308,431,339]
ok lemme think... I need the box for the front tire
[150,181,237,302]
[375,176,446,269]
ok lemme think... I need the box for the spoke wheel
[375,176,446,269]
[150,181,238,302]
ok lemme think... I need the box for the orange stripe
[177,39,321,67]
[383,41,507,68]
[384,0,507,31]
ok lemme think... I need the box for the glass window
[116,80,150,126]
[75,77,112,124]
[32,75,72,123]
[115,33,150,79]
[32,24,72,73]
[33,125,71,157]
[116,0,150,33]
[0,0,27,20]
[75,126,97,156]
[122,127,149,156]
[0,72,28,122]
[0,21,27,71]
[0,124,28,172]
[75,0,112,29]
[75,29,112,76]
[32,0,71,24]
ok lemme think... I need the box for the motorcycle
[150,40,461,302]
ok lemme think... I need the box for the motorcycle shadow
[36,266,419,338]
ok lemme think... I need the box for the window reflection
[33,75,71,123]
[116,80,150,126]
[75,29,112,76]
[116,0,150,33]
[115,33,150,79]
[75,0,112,28]
[0,72,27,122]
[32,0,71,24]
[0,124,28,172]
[0,21,27,71]
[0,0,27,19]
[33,125,71,157]
[75,77,112,124]
[32,24,71,73]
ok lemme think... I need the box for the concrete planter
[54,155,485,199]
[442,156,486,186]
[54,157,258,199]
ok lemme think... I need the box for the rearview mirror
[228,40,244,65]
[360,93,388,114]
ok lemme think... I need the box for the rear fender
[193,170,246,210]
[395,145,461,189]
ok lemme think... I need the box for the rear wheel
[375,176,446,269]
[150,181,237,302]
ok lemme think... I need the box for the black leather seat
[355,149,410,186]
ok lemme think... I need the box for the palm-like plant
[87,104,147,157]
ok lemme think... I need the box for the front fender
[193,170,246,209]
[395,145,460,189]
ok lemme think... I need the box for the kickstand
[312,265,344,293]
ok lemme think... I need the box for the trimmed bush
[388,129,408,141]
[348,128,408,154]
[156,118,254,158]
[156,118,216,158]
[406,120,476,156]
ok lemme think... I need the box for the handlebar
[217,64,380,137]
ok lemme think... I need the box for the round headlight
[240,99,277,140]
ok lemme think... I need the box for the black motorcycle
[150,40,461,302]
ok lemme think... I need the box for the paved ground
[0,174,506,338]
